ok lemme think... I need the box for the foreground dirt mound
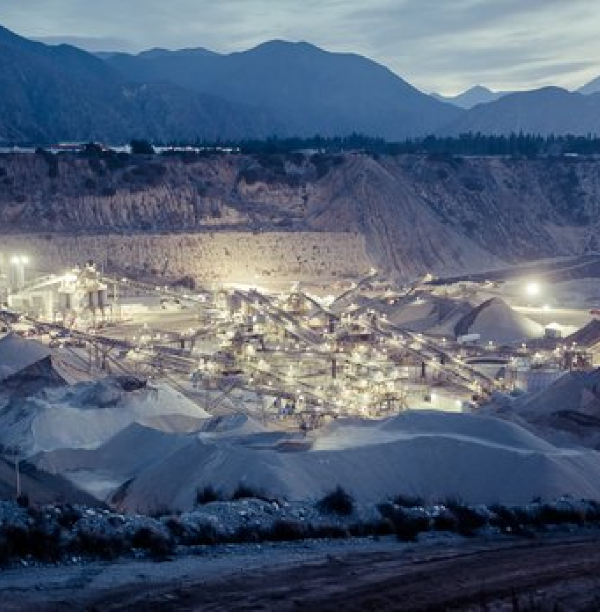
[34,411,600,511]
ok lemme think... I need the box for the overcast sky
[2,0,599,94]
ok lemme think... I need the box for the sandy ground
[3,533,600,611]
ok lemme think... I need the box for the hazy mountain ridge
[2,23,600,143]
[432,85,508,109]
[0,152,598,277]
[0,24,462,143]
[0,25,277,143]
[442,87,600,136]
[579,75,600,96]
[104,40,462,139]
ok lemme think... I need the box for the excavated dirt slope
[1,151,599,281]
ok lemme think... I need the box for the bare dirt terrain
[2,153,600,280]
[3,534,600,611]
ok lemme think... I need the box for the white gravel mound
[483,369,600,449]
[0,378,210,455]
[36,411,600,511]
[513,369,600,418]
[387,297,473,335]
[455,297,543,344]
[0,333,50,381]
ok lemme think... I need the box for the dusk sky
[2,0,599,94]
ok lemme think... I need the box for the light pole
[15,451,21,499]
[5,446,22,500]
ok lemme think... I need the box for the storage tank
[98,289,107,310]
[58,292,73,311]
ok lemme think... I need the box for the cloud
[2,0,600,93]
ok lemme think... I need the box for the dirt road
[4,535,600,611]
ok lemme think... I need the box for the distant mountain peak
[0,23,39,49]
[0,24,18,41]
[465,85,494,94]
[242,39,325,58]
[432,85,507,109]
[250,39,321,50]
[137,46,218,59]
[440,85,600,136]
[104,37,461,139]
[579,75,600,96]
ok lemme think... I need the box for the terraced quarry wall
[2,152,600,280]
[0,232,372,284]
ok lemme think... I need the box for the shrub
[232,525,262,544]
[16,494,29,508]
[148,505,171,518]
[105,153,130,171]
[130,139,155,155]
[311,524,349,539]
[131,527,174,559]
[269,520,307,542]
[1,525,30,559]
[585,501,600,522]
[195,485,223,505]
[57,504,83,529]
[192,522,221,545]
[433,509,458,532]
[489,504,534,537]
[73,531,126,559]
[461,176,484,192]
[445,500,487,536]
[231,483,271,502]
[175,275,196,290]
[394,494,424,508]
[535,503,585,527]
[378,504,430,542]
[348,521,394,537]
[28,522,61,561]
[316,486,355,516]
[238,166,268,185]
[0,537,10,565]
[164,517,185,540]
[100,186,117,197]
[171,520,221,546]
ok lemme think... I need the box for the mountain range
[1,23,600,144]
[579,76,600,96]
[103,41,461,140]
[441,87,600,136]
[432,86,509,109]
[0,25,276,143]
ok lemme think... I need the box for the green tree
[130,139,155,155]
